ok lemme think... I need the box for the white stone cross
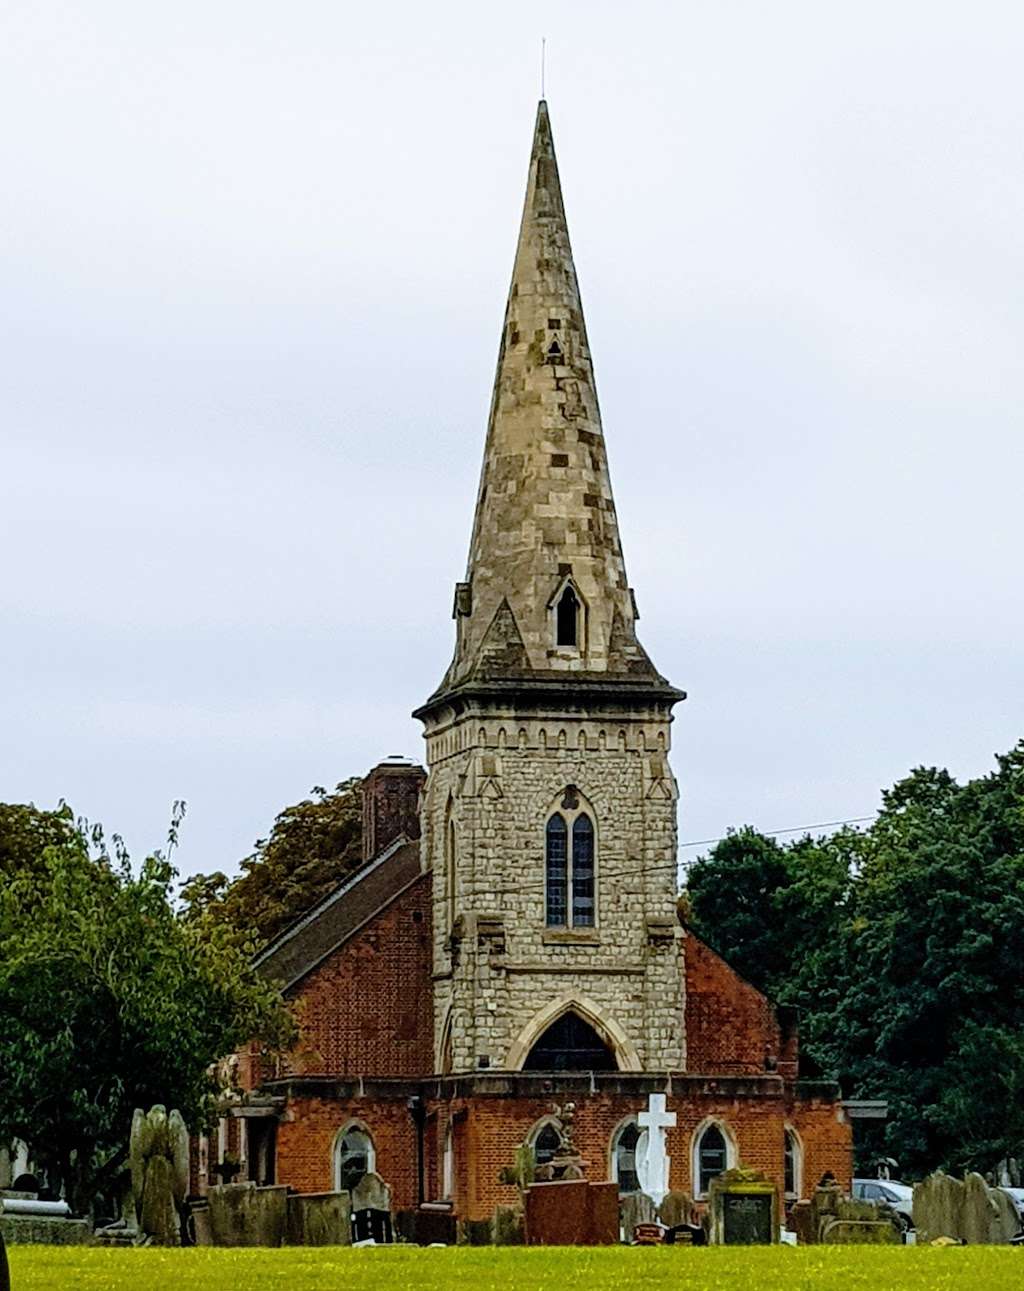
[635,1093,676,1208]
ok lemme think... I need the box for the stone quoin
[201,100,854,1229]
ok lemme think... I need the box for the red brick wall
[282,872,433,1078]
[432,1090,852,1221]
[684,931,783,1075]
[276,1095,421,1207]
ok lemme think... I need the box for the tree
[0,809,295,1213]
[181,778,364,947]
[684,741,1024,1177]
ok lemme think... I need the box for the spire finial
[541,37,546,100]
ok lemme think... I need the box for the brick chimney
[361,757,425,862]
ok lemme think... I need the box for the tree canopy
[0,805,295,1212]
[180,778,363,947]
[685,740,1024,1178]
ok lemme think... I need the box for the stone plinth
[525,1179,619,1246]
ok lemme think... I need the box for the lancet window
[544,788,596,928]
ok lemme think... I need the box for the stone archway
[505,994,642,1072]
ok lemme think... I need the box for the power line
[426,812,875,905]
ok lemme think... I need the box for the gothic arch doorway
[523,1011,616,1071]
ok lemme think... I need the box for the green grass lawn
[4,1246,1021,1291]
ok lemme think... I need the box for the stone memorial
[206,1183,289,1247]
[657,1189,693,1229]
[620,1190,657,1240]
[350,1171,393,1243]
[492,1203,525,1245]
[525,1178,619,1246]
[285,1191,352,1247]
[128,1105,189,1246]
[914,1170,1021,1245]
[707,1167,778,1245]
[635,1094,676,1209]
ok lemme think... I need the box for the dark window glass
[572,814,594,926]
[545,814,568,926]
[556,586,579,646]
[698,1125,727,1195]
[523,1011,616,1072]
[614,1121,640,1194]
[533,1124,561,1166]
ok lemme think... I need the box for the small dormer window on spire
[556,585,579,647]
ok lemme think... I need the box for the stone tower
[414,102,686,1076]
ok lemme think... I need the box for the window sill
[542,929,601,946]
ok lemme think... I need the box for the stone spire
[422,102,679,709]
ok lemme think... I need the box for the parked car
[852,1178,914,1230]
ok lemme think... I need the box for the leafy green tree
[182,778,363,947]
[685,742,1024,1177]
[0,808,295,1213]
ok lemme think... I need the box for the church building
[212,102,852,1223]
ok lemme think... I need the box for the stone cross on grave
[636,1093,676,1208]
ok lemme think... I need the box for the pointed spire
[421,102,678,709]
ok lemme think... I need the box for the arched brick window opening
[611,1120,641,1194]
[334,1123,375,1194]
[784,1128,802,1201]
[556,584,579,646]
[695,1123,728,1197]
[529,1120,562,1168]
[522,1011,616,1072]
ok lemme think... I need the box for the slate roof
[252,836,422,992]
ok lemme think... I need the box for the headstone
[657,1189,692,1228]
[206,1183,288,1247]
[913,1171,964,1243]
[350,1172,393,1244]
[285,1192,351,1246]
[707,1167,778,1245]
[636,1094,676,1209]
[492,1204,525,1245]
[525,1178,619,1246]
[395,1205,456,1246]
[457,1217,491,1246]
[620,1190,657,1241]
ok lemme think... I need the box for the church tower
[414,102,686,1077]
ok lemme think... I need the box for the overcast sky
[3,2,1022,882]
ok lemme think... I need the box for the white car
[853,1178,914,1229]
[996,1187,1024,1225]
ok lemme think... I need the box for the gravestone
[285,1192,351,1246]
[797,1180,899,1245]
[206,1183,289,1247]
[707,1167,778,1245]
[525,1178,619,1246]
[395,1205,456,1246]
[350,1171,393,1244]
[620,1190,657,1239]
[913,1171,964,1242]
[657,1189,692,1228]
[129,1105,190,1246]
[492,1203,525,1245]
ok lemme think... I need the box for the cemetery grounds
[5,1245,1020,1290]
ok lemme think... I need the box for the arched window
[334,1123,374,1194]
[572,815,594,927]
[523,1011,616,1072]
[529,1120,562,1169]
[784,1128,801,1200]
[556,585,579,646]
[611,1120,640,1194]
[695,1123,728,1197]
[442,1123,455,1199]
[545,814,568,927]
[445,815,457,932]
